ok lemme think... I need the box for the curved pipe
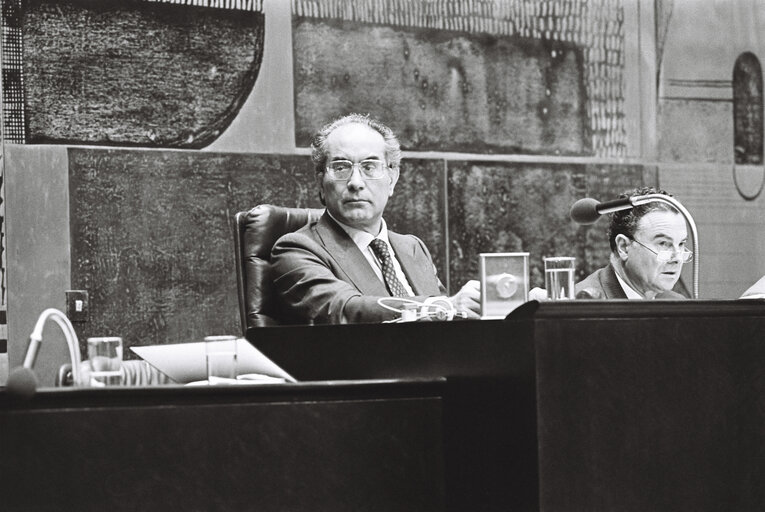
[25,308,82,385]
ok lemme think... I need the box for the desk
[532,300,765,512]
[0,379,446,512]
[5,300,765,512]
[252,299,765,512]
[252,317,540,512]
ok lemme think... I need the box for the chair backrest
[233,204,324,334]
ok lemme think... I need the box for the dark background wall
[65,147,652,356]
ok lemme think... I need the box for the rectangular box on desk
[479,252,530,319]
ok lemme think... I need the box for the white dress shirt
[614,269,647,299]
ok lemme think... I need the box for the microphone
[569,193,700,299]
[6,367,38,400]
[569,197,634,224]
[6,335,43,400]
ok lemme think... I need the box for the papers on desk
[186,374,289,386]
[130,338,296,384]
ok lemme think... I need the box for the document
[130,338,296,384]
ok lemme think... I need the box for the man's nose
[346,166,366,189]
[667,249,682,263]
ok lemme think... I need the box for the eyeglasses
[325,159,388,181]
[630,237,693,263]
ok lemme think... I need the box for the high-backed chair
[233,204,324,334]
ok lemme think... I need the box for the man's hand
[528,287,548,301]
[448,280,481,319]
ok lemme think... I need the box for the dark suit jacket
[575,264,628,299]
[575,263,686,300]
[271,213,445,324]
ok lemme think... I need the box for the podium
[252,299,765,511]
[4,299,765,511]
[531,299,765,511]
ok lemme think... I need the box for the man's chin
[657,274,680,289]
[336,208,377,229]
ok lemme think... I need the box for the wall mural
[293,0,626,157]
[22,0,264,148]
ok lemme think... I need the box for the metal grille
[143,0,263,10]
[292,0,626,158]
[2,0,24,145]
[0,0,24,311]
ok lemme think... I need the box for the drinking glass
[87,337,123,386]
[204,335,238,385]
[544,257,576,300]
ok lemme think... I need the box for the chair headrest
[242,204,324,260]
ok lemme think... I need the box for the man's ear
[388,166,400,196]
[615,234,631,261]
[316,172,326,205]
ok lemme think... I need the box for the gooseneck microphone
[6,366,38,400]
[569,193,700,299]
[6,308,84,399]
[569,197,635,224]
[6,336,43,400]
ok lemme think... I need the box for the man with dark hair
[575,186,692,299]
[271,113,481,324]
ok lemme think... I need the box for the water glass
[87,337,123,386]
[205,335,238,385]
[544,257,576,300]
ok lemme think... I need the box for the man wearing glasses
[271,113,481,324]
[575,187,692,300]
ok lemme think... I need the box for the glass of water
[204,335,238,385]
[544,257,576,300]
[87,337,123,386]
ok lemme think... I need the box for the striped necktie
[369,238,409,297]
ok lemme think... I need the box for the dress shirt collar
[613,266,646,299]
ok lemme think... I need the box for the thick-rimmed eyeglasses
[630,237,693,263]
[325,159,388,180]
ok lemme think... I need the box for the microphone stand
[608,194,699,299]
[24,308,83,384]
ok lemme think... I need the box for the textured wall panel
[294,18,587,155]
[293,0,626,157]
[23,0,264,148]
[67,149,447,347]
[385,158,447,282]
[68,149,320,352]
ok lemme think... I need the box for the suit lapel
[602,264,628,299]
[314,214,389,296]
[389,232,433,295]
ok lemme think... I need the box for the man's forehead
[636,210,687,239]
[327,122,382,143]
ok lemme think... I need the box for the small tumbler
[544,257,576,300]
[87,337,123,387]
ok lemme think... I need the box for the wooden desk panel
[251,318,540,512]
[1,380,445,512]
[532,300,765,512]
